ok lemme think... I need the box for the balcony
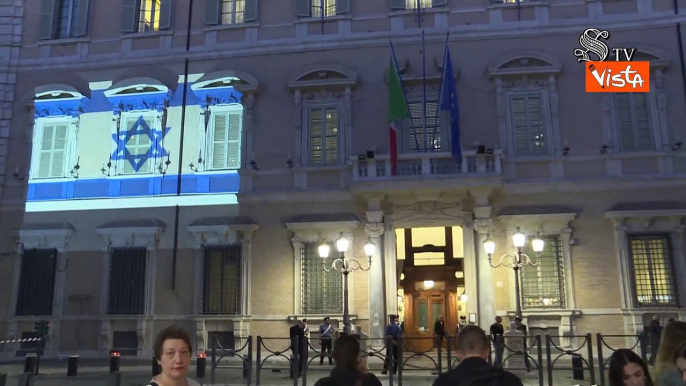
[351,150,503,182]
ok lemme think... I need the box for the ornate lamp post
[319,232,375,334]
[482,227,545,319]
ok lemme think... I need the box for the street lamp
[483,227,544,319]
[319,232,373,334]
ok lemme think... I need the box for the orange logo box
[585,61,650,92]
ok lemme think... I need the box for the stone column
[475,216,496,329]
[365,211,385,342]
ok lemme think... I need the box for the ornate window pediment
[104,77,173,113]
[192,70,259,107]
[95,219,166,251]
[290,64,357,167]
[488,51,563,158]
[34,84,90,119]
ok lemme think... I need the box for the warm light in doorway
[423,280,434,289]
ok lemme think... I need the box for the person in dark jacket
[314,333,382,386]
[382,314,402,375]
[434,315,446,351]
[433,325,523,386]
[490,316,505,368]
[648,315,661,366]
[290,320,307,378]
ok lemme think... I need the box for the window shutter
[38,125,55,178]
[39,0,58,40]
[295,0,311,17]
[615,93,635,152]
[226,113,242,169]
[336,0,350,14]
[324,107,339,164]
[121,0,139,33]
[158,0,173,30]
[309,108,323,164]
[432,0,447,6]
[243,0,258,22]
[390,0,406,10]
[205,0,220,24]
[51,124,68,177]
[74,0,91,37]
[212,113,229,169]
[526,96,546,155]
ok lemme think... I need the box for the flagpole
[433,33,450,148]
[422,30,428,152]
[389,38,417,152]
[417,0,421,28]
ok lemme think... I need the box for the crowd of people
[136,316,686,386]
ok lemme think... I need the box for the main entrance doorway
[396,226,467,352]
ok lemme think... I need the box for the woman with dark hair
[314,333,382,386]
[608,349,653,386]
[146,325,200,386]
[675,342,686,382]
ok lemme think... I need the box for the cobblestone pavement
[0,358,598,386]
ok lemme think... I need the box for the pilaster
[474,212,496,329]
[364,211,385,342]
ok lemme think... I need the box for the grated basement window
[203,244,242,315]
[629,234,677,307]
[520,235,566,309]
[108,246,147,315]
[15,248,58,316]
[301,242,343,315]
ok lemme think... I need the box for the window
[35,121,69,179]
[39,0,90,40]
[117,114,158,175]
[520,235,566,309]
[391,0,446,10]
[301,242,342,314]
[613,93,655,152]
[15,249,58,316]
[121,0,172,33]
[509,94,548,156]
[628,235,677,307]
[206,0,257,24]
[108,246,147,315]
[404,100,441,153]
[295,0,349,17]
[308,106,340,165]
[208,108,242,170]
[202,245,242,314]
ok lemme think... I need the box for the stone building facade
[0,0,685,359]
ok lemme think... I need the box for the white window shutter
[390,0,406,10]
[295,0,311,17]
[212,113,229,169]
[121,0,139,32]
[38,125,56,178]
[432,0,447,6]
[336,0,350,14]
[39,0,58,40]
[73,0,91,37]
[226,113,242,169]
[244,0,258,22]
[51,124,68,177]
[158,0,173,30]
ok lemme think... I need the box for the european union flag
[439,43,462,162]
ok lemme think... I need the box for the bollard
[107,372,121,386]
[196,352,206,379]
[110,351,121,373]
[67,354,79,377]
[23,354,37,374]
[152,355,160,376]
[0,373,6,386]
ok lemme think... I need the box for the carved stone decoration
[392,201,467,228]
[364,222,384,238]
[304,89,344,101]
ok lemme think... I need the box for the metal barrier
[596,334,646,386]
[255,336,293,386]
[499,334,544,386]
[210,335,253,385]
[546,334,596,386]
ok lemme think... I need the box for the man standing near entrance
[382,314,402,375]
[434,315,446,351]
[490,316,505,368]
[514,317,531,372]
[319,317,334,365]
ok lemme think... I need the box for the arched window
[191,71,257,172]
[31,85,89,180]
[104,78,173,176]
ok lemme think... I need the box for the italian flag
[388,58,410,176]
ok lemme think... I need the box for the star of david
[111,115,171,172]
